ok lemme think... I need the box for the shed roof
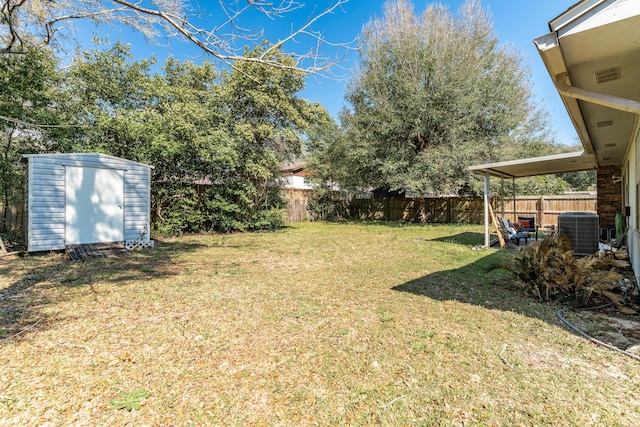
[21,152,153,168]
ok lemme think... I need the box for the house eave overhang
[533,32,596,157]
[534,0,640,168]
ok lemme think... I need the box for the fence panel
[1,203,24,233]
[499,194,596,227]
[282,189,311,222]
[451,197,484,223]
[428,198,450,223]
[347,194,597,225]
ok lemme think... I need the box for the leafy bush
[251,207,286,231]
[152,183,286,235]
[306,187,352,221]
[507,235,634,313]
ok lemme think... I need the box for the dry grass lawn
[1,222,639,426]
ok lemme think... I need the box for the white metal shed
[21,153,153,252]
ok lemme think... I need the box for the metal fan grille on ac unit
[558,212,599,256]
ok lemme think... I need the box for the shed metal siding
[24,160,31,249]
[23,153,152,251]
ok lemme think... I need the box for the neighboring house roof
[471,0,640,178]
[281,160,309,177]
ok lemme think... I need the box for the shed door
[65,166,124,245]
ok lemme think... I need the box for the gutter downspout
[555,73,640,114]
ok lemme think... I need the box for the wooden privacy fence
[282,189,311,223]
[495,193,596,227]
[3,191,597,230]
[351,197,485,223]
[282,191,597,225]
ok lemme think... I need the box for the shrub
[306,187,350,221]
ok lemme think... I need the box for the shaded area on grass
[392,249,562,325]
[428,231,494,246]
[396,237,640,346]
[0,239,207,342]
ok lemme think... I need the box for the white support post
[512,177,516,222]
[484,174,490,248]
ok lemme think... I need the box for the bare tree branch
[1,0,354,73]
[44,7,134,45]
[0,115,88,130]
[1,0,28,53]
[259,1,344,61]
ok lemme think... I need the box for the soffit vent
[595,66,621,84]
[596,120,613,128]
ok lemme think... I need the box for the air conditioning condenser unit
[558,212,599,256]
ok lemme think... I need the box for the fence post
[385,198,390,221]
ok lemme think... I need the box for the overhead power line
[0,115,88,129]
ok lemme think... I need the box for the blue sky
[295,0,580,145]
[78,0,581,146]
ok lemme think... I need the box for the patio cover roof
[468,151,596,180]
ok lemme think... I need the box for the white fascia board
[553,0,640,38]
[549,0,607,33]
[533,32,558,51]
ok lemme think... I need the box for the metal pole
[501,178,505,217]
[512,177,516,222]
[484,174,490,248]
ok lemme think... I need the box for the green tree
[336,0,554,195]
[210,44,332,230]
[64,42,329,234]
[0,48,61,231]
[558,170,596,192]
[65,43,231,233]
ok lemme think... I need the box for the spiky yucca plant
[507,235,634,313]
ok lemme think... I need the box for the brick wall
[596,166,623,229]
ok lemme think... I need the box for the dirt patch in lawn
[561,308,640,353]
